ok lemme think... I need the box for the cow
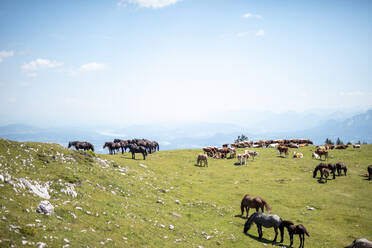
[277,146,289,157]
[353,144,361,148]
[293,152,303,158]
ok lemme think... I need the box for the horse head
[243,212,258,233]
[68,142,72,148]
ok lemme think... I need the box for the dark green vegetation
[0,139,371,247]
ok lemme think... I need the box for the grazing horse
[68,141,80,149]
[277,146,289,157]
[313,163,336,180]
[336,162,347,176]
[197,154,208,167]
[279,220,310,248]
[128,144,147,160]
[244,212,283,243]
[241,194,272,218]
[320,168,330,183]
[344,238,372,248]
[315,149,328,161]
[368,165,372,180]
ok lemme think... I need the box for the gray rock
[37,201,54,215]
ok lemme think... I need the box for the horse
[320,168,330,183]
[197,154,208,167]
[237,154,249,165]
[313,163,336,180]
[68,141,94,151]
[241,194,272,218]
[245,150,259,161]
[336,162,347,176]
[368,165,372,180]
[344,238,372,248]
[277,146,289,157]
[243,212,283,243]
[315,149,328,161]
[128,144,147,160]
[279,220,310,248]
[103,142,120,155]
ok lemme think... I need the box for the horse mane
[246,212,259,224]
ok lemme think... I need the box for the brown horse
[241,194,272,218]
[320,168,330,183]
[368,165,372,180]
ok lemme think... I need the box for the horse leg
[289,232,293,247]
[299,234,303,248]
[143,152,146,160]
[246,207,250,218]
[257,225,262,239]
[273,227,278,242]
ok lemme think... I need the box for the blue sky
[0,0,371,127]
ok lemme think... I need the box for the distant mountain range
[0,109,371,152]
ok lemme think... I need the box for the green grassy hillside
[0,139,371,247]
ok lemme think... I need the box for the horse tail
[262,199,272,212]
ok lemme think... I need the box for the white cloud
[339,91,365,96]
[256,29,265,36]
[242,13,263,19]
[0,50,14,63]
[8,97,16,103]
[121,0,181,8]
[22,58,64,71]
[80,62,106,72]
[20,82,31,87]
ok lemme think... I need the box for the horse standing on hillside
[244,212,283,243]
[336,162,347,176]
[68,141,94,152]
[128,144,147,160]
[103,142,120,155]
[241,194,272,218]
[279,220,310,248]
[313,163,336,180]
[277,146,289,157]
[197,154,208,167]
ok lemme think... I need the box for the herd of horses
[68,138,159,160]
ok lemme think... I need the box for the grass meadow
[0,139,371,247]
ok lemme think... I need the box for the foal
[320,168,330,183]
[336,162,347,176]
[279,220,310,248]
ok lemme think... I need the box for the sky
[0,0,371,127]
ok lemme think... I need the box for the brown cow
[335,145,349,149]
[315,149,328,161]
[277,146,289,157]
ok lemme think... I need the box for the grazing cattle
[320,168,330,183]
[279,220,310,248]
[315,149,328,161]
[245,150,259,161]
[368,165,372,180]
[299,143,308,148]
[244,212,282,243]
[335,145,349,149]
[353,144,361,148]
[197,154,208,167]
[344,238,372,248]
[230,148,236,158]
[293,152,303,158]
[335,162,347,176]
[312,152,320,160]
[289,143,299,148]
[222,144,229,148]
[316,145,326,150]
[277,146,289,157]
[237,153,249,165]
[313,163,336,180]
[241,194,272,218]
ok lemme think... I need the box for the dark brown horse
[279,220,310,248]
[68,141,94,152]
[241,194,272,218]
[320,168,330,183]
[335,162,347,176]
[368,165,372,180]
[313,163,336,180]
[277,146,289,157]
[103,142,120,155]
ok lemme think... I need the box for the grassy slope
[0,138,371,248]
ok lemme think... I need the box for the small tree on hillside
[363,141,368,144]
[235,134,248,143]
[325,138,334,145]
[356,140,361,144]
[347,141,352,145]
[336,137,344,145]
